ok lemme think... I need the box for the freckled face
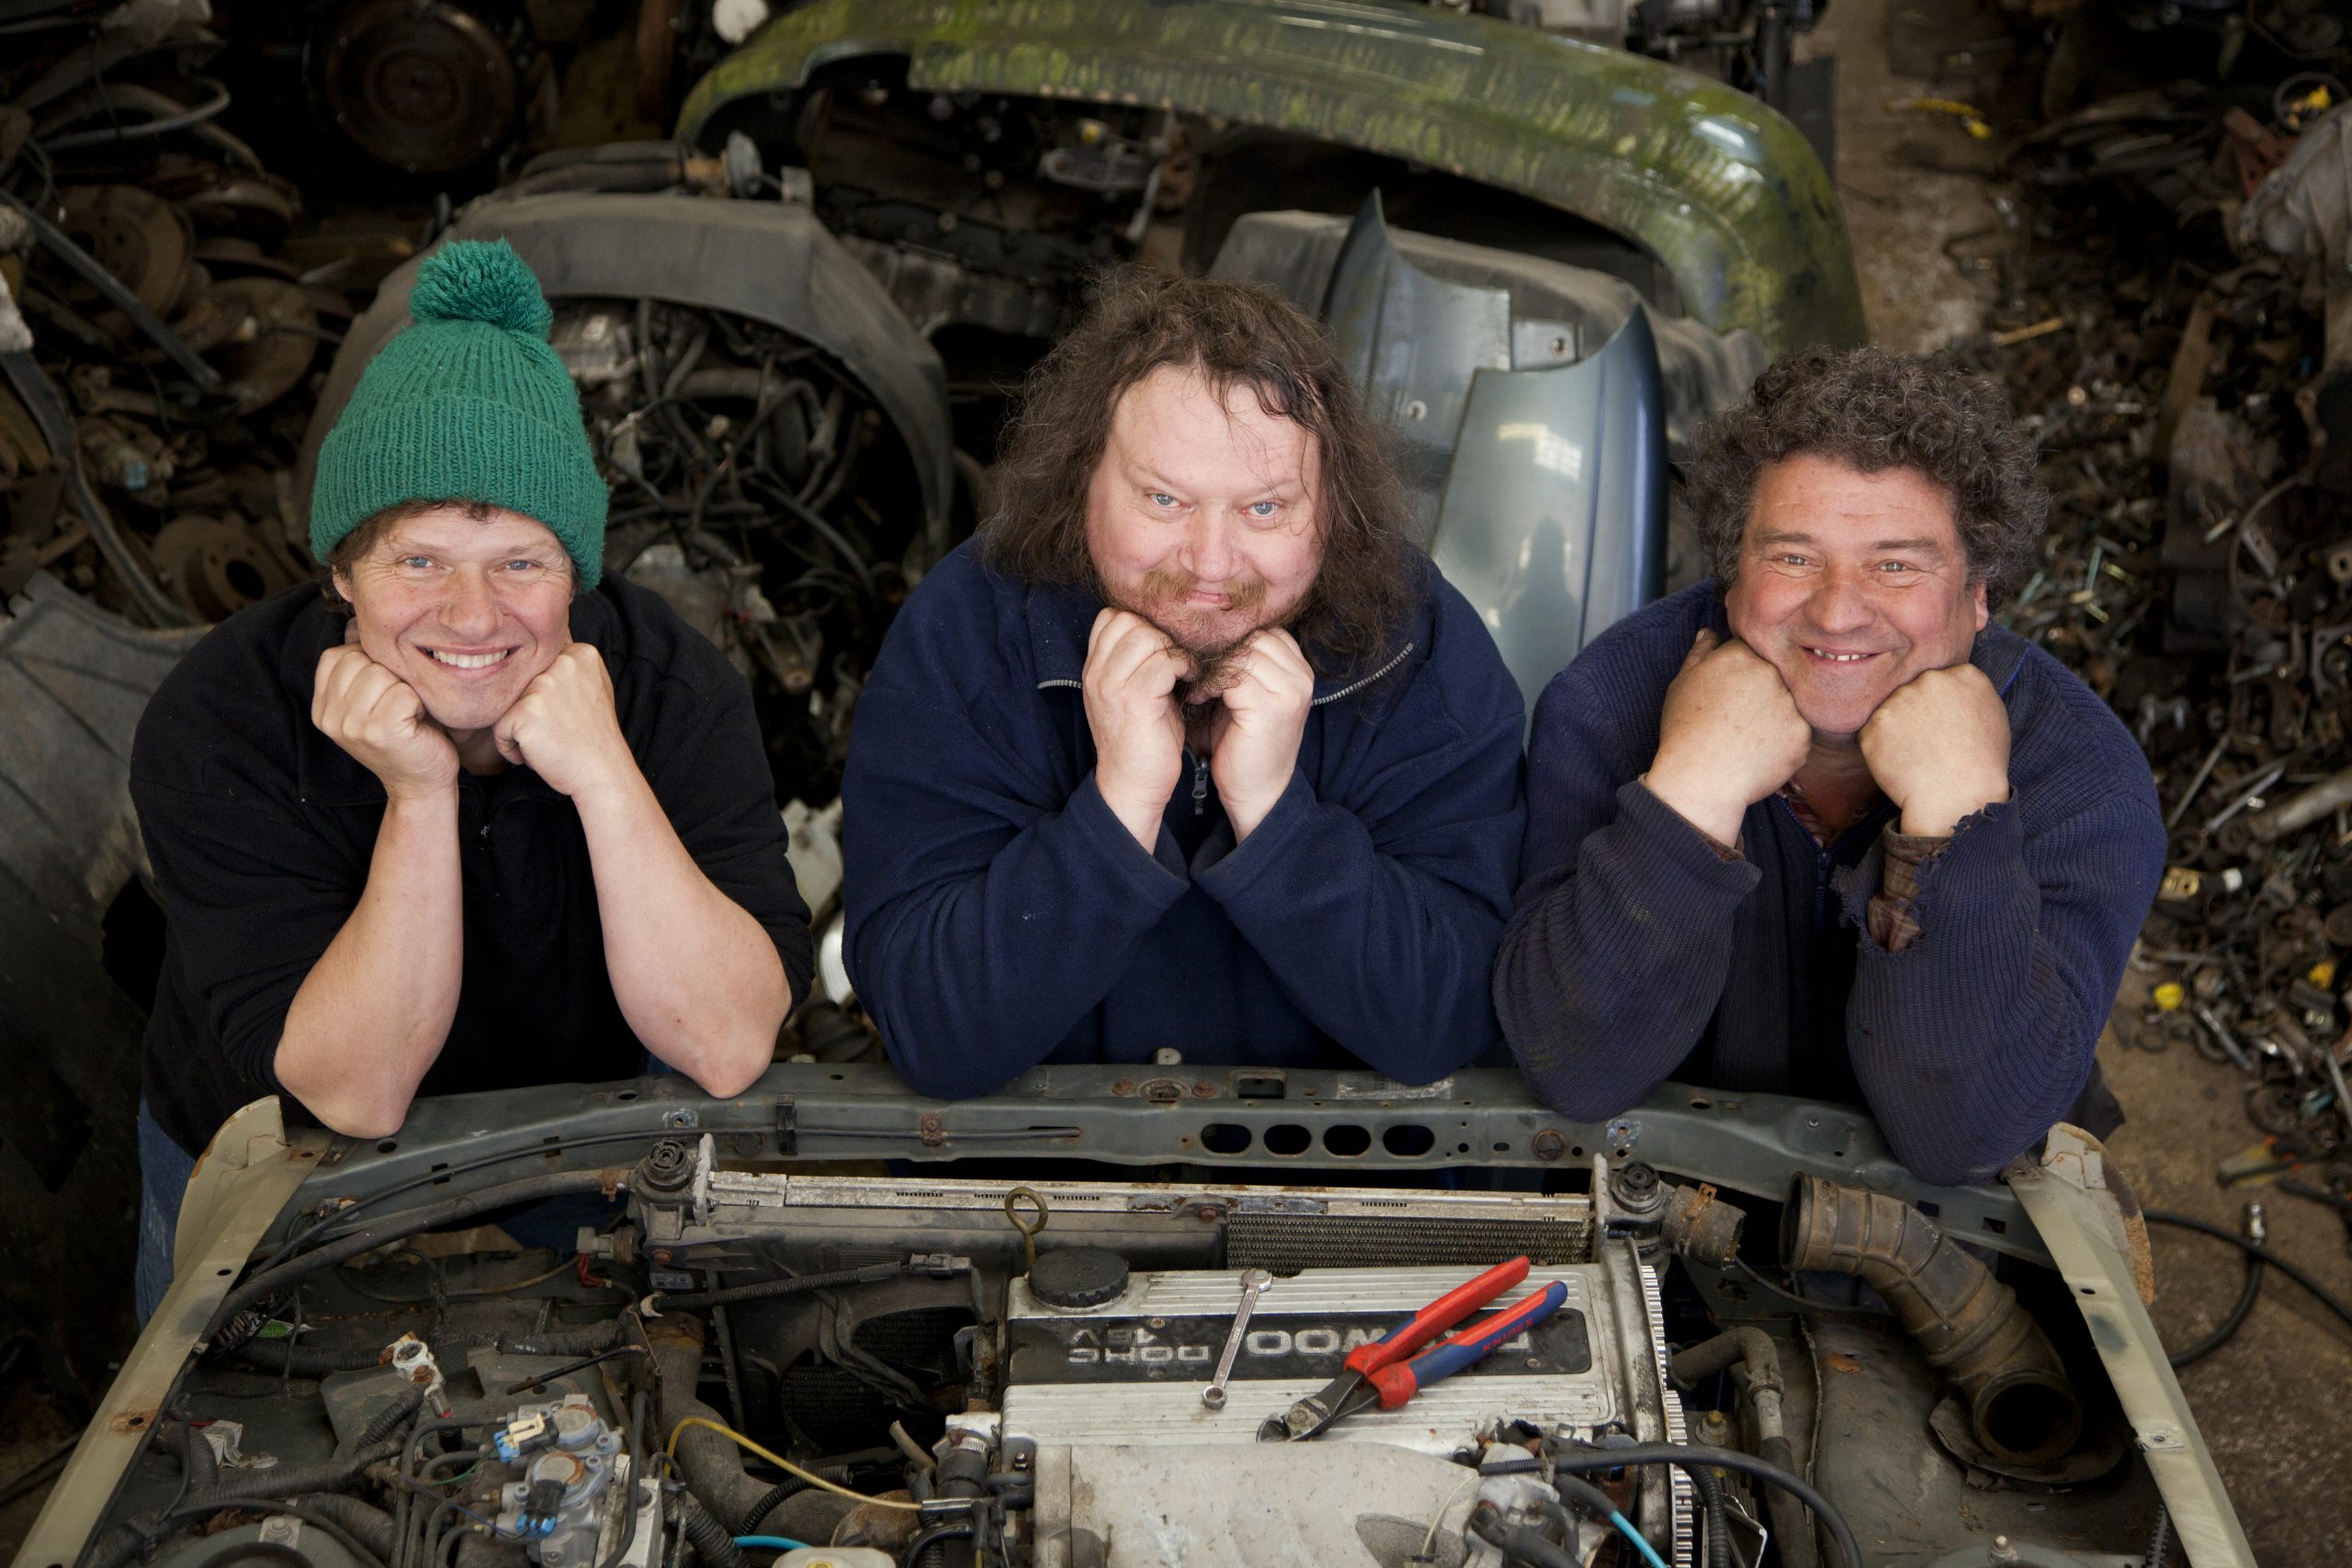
[1724,455,1988,741]
[1084,365,1324,661]
[332,505,574,739]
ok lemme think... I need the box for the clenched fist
[312,643,458,801]
[1083,608,1191,851]
[492,643,636,800]
[1645,629,1812,848]
[1859,662,2012,836]
[1204,628,1314,840]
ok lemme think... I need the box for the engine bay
[51,1068,2201,1568]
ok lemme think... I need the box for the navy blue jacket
[1494,582,2165,1186]
[842,541,1527,1100]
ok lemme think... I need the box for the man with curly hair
[1494,347,2163,1184]
[842,270,1526,1099]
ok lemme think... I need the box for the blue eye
[1248,501,1280,518]
[1148,491,1178,508]
[399,556,434,570]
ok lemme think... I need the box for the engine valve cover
[1001,1263,1636,1455]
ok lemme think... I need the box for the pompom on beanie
[310,239,607,586]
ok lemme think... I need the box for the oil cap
[1028,1247,1129,1308]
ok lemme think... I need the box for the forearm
[277,791,464,1137]
[575,766,790,1099]
[849,777,1187,1099]
[1495,782,1756,1116]
[1843,804,2134,1185]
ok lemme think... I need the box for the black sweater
[1494,582,2165,1185]
[133,578,812,1157]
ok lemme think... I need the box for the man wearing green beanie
[127,240,812,1322]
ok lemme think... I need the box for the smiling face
[332,503,575,740]
[1724,454,1988,742]
[1084,365,1325,672]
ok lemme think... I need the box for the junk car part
[676,0,1865,357]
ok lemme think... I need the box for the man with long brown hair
[842,270,1526,1099]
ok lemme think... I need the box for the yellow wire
[664,1416,924,1511]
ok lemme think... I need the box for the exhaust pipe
[1783,1175,2082,1467]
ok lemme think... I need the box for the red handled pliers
[1258,1256,1570,1441]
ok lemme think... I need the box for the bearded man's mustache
[1128,566,1273,705]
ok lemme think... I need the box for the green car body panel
[677,0,1866,356]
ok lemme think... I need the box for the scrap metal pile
[0,13,352,627]
[1964,74,2352,1190]
[2,26,922,810]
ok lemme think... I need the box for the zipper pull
[1192,753,1209,818]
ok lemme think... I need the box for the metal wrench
[1202,1268,1272,1410]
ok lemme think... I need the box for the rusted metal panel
[675,0,1865,355]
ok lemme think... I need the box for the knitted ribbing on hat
[310,238,608,586]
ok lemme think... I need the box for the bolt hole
[377,1140,397,1154]
[1688,1095,1713,1110]
[616,1091,638,1102]
[1492,1142,1510,1153]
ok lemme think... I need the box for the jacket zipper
[1187,750,1209,818]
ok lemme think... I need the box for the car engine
[62,1069,2193,1568]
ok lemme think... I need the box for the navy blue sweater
[842,540,1527,1100]
[1494,582,2165,1186]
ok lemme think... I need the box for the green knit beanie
[311,239,607,586]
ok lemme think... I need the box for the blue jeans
[137,1099,196,1325]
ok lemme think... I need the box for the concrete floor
[1812,3,2352,1562]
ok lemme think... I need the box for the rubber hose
[650,1262,904,1313]
[501,1321,628,1358]
[740,1472,848,1538]
[1668,1329,1815,1568]
[156,1418,220,1496]
[181,1440,401,1504]
[200,1170,621,1347]
[1686,1461,1731,1568]
[2167,1253,2263,1368]
[228,1341,387,1377]
[1467,1509,1578,1568]
[83,1524,145,1568]
[295,1495,396,1561]
[356,1388,425,1448]
[675,1494,748,1568]
[898,1524,972,1568]
[2144,1210,2352,1334]
[1541,1444,1862,1568]
[645,1315,774,1529]
[1784,1175,2081,1466]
